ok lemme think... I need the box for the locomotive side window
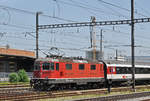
[79,64,85,70]
[66,64,72,70]
[42,62,50,70]
[50,62,54,70]
[91,65,96,70]
[56,63,59,71]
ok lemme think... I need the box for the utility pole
[131,0,135,91]
[100,29,103,60]
[36,12,42,59]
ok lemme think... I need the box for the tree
[18,69,29,82]
[9,73,20,83]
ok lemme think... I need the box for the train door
[55,62,60,78]
[109,66,116,79]
[59,62,65,78]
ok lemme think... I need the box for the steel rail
[76,91,150,101]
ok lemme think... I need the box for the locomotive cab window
[34,63,40,70]
[66,64,72,70]
[91,65,96,70]
[56,63,59,71]
[42,62,50,70]
[79,64,85,70]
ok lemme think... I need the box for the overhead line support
[131,0,135,92]
[36,12,42,59]
[38,17,150,29]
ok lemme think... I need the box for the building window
[91,65,96,70]
[79,64,85,70]
[66,64,72,70]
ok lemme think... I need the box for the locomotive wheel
[92,84,98,89]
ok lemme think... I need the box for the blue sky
[0,0,150,59]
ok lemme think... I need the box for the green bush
[9,73,20,83]
[18,69,29,82]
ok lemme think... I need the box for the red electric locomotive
[31,57,107,90]
[31,57,150,90]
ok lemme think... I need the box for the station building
[0,47,35,81]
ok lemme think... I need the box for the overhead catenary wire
[1,37,90,52]
[0,22,35,30]
[135,1,150,17]
[0,8,11,24]
[97,0,148,17]
[56,0,127,18]
[69,0,128,18]
[1,31,90,47]
[0,5,77,22]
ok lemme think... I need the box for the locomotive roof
[107,64,150,68]
[35,58,103,64]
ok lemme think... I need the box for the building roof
[0,48,35,58]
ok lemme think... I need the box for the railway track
[0,84,30,93]
[1,85,150,101]
[75,91,150,101]
[0,83,29,88]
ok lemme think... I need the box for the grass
[0,81,29,85]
